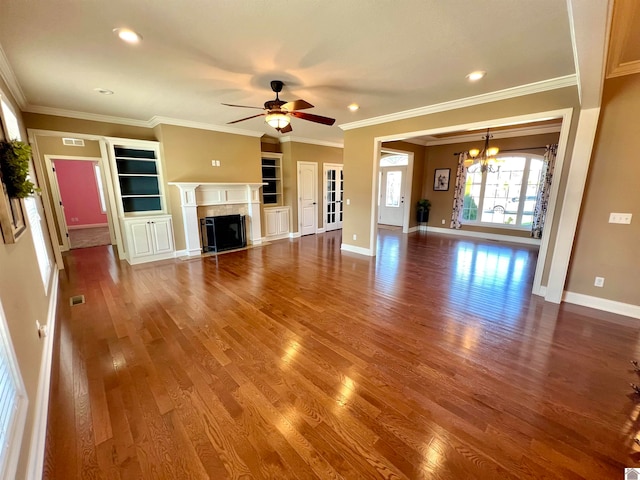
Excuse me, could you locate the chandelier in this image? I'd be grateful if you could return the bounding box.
[464,129,501,173]
[265,112,290,130]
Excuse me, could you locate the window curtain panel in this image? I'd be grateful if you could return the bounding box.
[450,152,468,229]
[531,144,558,239]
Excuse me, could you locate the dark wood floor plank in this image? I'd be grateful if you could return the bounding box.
[44,230,637,479]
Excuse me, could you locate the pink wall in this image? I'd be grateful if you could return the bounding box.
[53,159,107,227]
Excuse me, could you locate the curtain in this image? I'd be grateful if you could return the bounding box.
[450,152,468,229]
[531,144,557,239]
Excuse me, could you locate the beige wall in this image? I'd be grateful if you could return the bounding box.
[566,74,640,305]
[24,112,156,140]
[342,87,580,260]
[380,141,426,228]
[279,141,343,233]
[0,79,56,478]
[155,124,263,250]
[423,132,560,238]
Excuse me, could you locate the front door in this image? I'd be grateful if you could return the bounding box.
[324,164,343,231]
[298,162,318,236]
[379,166,406,226]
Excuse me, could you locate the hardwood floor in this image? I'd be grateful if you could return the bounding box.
[44,230,638,479]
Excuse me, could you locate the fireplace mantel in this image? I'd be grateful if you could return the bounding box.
[169,182,266,256]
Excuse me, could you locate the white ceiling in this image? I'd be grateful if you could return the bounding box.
[0,0,577,144]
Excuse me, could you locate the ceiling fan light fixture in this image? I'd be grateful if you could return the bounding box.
[265,112,290,129]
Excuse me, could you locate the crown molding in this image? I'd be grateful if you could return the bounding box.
[0,43,27,108]
[148,116,264,137]
[23,104,150,127]
[279,135,343,148]
[423,124,562,146]
[339,74,578,131]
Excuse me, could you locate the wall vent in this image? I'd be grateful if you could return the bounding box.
[69,295,85,306]
[62,138,85,147]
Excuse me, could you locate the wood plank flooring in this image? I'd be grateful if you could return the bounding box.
[44,230,639,479]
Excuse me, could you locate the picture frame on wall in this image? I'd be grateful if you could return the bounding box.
[434,168,450,191]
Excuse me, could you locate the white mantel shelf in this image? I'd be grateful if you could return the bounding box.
[169,182,266,256]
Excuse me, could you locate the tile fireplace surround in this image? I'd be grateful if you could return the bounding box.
[169,182,265,256]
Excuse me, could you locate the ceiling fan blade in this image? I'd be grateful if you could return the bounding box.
[227,113,265,124]
[281,99,314,111]
[290,111,335,126]
[221,103,264,110]
[280,123,293,134]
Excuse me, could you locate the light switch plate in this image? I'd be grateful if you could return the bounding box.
[609,213,632,224]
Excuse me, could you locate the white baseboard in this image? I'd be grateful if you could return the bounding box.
[316,227,326,234]
[262,233,289,242]
[406,226,419,233]
[422,226,541,246]
[26,268,59,480]
[289,232,302,239]
[250,238,263,245]
[341,243,374,256]
[174,249,190,258]
[533,285,547,297]
[67,223,108,230]
[563,291,640,319]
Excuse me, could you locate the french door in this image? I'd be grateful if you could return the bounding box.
[323,164,343,231]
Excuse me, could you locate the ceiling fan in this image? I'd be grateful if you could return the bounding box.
[222,80,336,133]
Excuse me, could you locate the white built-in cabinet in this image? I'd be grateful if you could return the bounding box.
[106,138,175,264]
[122,215,175,264]
[264,206,290,239]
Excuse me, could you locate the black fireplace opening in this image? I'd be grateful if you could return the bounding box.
[200,215,247,253]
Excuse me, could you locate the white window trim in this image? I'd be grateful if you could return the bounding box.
[0,300,28,480]
[94,163,107,213]
[463,153,544,231]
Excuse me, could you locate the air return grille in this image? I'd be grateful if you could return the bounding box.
[62,138,85,147]
[69,295,85,306]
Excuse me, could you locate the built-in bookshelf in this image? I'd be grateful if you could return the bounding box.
[109,141,165,215]
[261,153,283,205]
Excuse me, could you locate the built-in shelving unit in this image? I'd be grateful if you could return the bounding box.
[261,153,283,205]
[112,144,163,214]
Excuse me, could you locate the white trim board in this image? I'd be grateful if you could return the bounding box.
[279,135,344,149]
[339,75,577,131]
[67,223,108,230]
[26,268,59,480]
[420,226,541,246]
[563,291,640,320]
[340,243,374,256]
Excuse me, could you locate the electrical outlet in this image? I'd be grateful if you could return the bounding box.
[36,320,48,339]
[441,219,445,225]
[352,234,357,240]
[346,199,351,205]
[594,276,605,287]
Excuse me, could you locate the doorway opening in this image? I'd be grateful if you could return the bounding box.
[48,157,114,250]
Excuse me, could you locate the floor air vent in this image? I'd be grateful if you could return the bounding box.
[69,295,85,306]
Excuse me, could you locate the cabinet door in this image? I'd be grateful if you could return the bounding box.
[264,210,279,237]
[128,222,154,258]
[150,218,174,254]
[277,209,290,235]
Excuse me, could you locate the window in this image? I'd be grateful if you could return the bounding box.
[462,155,544,228]
[1,94,52,291]
[380,154,408,167]
[94,163,107,213]
[385,171,402,207]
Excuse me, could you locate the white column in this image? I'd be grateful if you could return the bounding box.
[175,184,202,256]
[246,185,263,245]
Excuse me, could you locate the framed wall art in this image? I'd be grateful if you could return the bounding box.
[434,168,450,191]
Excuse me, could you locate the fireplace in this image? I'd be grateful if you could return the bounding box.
[200,215,247,253]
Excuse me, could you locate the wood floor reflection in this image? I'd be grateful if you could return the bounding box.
[44,230,637,479]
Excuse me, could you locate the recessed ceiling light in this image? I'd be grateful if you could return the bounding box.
[94,88,114,95]
[113,28,142,44]
[466,71,486,81]
[348,103,359,112]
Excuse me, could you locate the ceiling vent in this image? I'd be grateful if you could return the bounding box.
[62,138,85,147]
